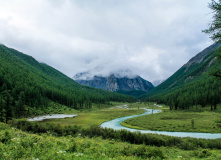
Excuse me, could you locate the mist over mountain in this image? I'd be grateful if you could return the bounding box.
[0,44,134,121]
[73,72,93,80]
[152,80,165,87]
[73,69,138,80]
[74,73,154,92]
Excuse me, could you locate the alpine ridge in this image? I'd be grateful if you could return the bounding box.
[143,42,221,110]
[74,74,154,92]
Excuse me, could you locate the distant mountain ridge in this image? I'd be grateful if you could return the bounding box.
[0,44,134,122]
[74,74,154,92]
[143,42,221,110]
[147,42,221,94]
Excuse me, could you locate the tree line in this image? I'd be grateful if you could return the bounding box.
[0,45,135,122]
[145,75,220,110]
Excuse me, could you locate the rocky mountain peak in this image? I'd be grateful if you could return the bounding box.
[73,73,154,92]
[183,42,221,71]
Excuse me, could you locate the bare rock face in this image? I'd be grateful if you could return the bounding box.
[184,42,221,72]
[74,74,154,92]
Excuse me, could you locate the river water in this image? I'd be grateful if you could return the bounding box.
[101,109,221,139]
[28,114,77,121]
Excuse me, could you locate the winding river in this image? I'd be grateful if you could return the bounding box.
[101,109,221,139]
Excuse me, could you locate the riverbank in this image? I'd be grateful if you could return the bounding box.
[2,122,221,159]
[37,107,145,128]
[8,102,221,159]
[121,105,221,133]
[28,114,78,121]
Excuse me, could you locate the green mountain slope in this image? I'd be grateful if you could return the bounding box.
[0,44,134,122]
[116,90,147,98]
[142,43,221,110]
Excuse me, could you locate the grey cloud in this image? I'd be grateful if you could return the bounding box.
[0,0,213,82]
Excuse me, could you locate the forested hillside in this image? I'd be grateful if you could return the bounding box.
[142,43,221,110]
[0,44,134,122]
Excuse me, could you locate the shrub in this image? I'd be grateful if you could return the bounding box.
[134,145,165,159]
[0,130,11,144]
[10,119,221,150]
[67,140,77,153]
[0,122,11,131]
[198,149,212,158]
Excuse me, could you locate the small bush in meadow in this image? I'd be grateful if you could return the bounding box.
[134,145,165,159]
[67,140,77,153]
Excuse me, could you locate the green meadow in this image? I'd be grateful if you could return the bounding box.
[38,102,145,128]
[32,102,221,133]
[1,121,221,160]
[121,104,221,133]
[2,102,220,159]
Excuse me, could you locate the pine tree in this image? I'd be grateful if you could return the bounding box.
[203,0,221,79]
[2,90,13,123]
[0,95,5,122]
[203,0,221,41]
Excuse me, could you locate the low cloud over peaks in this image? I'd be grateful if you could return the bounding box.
[73,69,138,80]
[0,0,213,82]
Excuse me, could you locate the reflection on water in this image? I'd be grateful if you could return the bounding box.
[101,109,221,139]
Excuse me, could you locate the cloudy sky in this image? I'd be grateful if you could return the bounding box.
[0,0,214,82]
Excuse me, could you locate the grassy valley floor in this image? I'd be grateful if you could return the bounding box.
[39,103,145,128]
[4,102,221,159]
[121,104,221,133]
[1,122,221,160]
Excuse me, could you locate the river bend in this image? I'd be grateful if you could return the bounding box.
[101,109,221,139]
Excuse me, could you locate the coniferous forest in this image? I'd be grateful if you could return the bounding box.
[142,43,221,110]
[0,0,221,159]
[0,44,135,122]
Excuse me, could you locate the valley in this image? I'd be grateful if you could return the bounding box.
[36,103,145,128]
[0,0,221,159]
[0,40,220,159]
[2,121,221,160]
[5,103,221,159]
